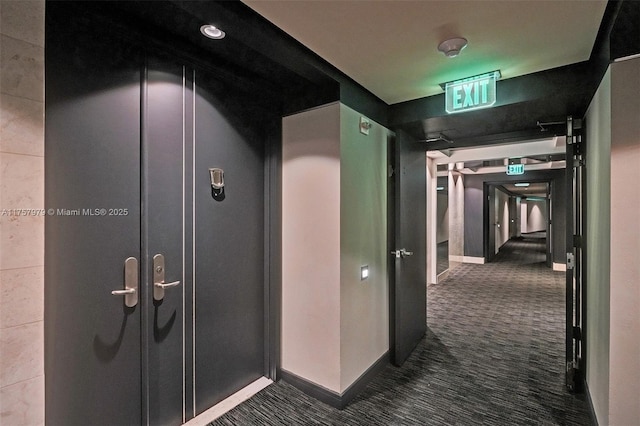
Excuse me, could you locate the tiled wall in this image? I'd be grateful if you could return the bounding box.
[0,1,45,424]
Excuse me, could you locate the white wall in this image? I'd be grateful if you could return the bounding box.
[584,59,640,425]
[448,172,464,266]
[495,187,510,252]
[282,103,342,391]
[426,157,438,284]
[339,104,388,392]
[585,66,611,425]
[0,2,45,424]
[520,199,547,233]
[282,103,389,394]
[516,197,522,236]
[436,193,448,244]
[608,57,640,426]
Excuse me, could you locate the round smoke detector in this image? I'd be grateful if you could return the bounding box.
[437,37,468,58]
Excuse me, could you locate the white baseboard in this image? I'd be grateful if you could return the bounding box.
[553,262,567,272]
[463,256,485,264]
[437,270,450,283]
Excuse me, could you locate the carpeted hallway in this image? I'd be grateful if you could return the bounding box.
[211,237,593,425]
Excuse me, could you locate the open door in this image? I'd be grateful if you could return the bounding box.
[389,130,427,366]
[565,116,586,392]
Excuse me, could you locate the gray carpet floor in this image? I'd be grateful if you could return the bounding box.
[211,237,593,425]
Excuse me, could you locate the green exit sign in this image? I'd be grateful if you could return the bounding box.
[445,71,499,114]
[507,164,525,175]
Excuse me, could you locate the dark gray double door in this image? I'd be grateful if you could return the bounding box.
[45,31,265,426]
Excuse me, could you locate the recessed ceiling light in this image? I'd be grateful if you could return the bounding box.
[200,25,225,40]
[515,183,530,187]
[437,37,468,58]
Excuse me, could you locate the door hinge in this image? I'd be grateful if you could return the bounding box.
[573,118,583,130]
[573,235,582,248]
[573,326,582,340]
[566,361,583,393]
[573,157,585,168]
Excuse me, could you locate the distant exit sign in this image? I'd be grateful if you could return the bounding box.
[507,164,525,175]
[445,71,499,114]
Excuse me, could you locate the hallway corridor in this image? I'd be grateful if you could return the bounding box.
[212,238,593,425]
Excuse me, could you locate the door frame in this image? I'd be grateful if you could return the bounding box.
[482,180,553,265]
[44,4,281,424]
[266,121,282,381]
[136,35,282,424]
[387,133,397,363]
[565,116,587,393]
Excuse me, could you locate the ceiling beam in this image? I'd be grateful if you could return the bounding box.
[427,137,565,164]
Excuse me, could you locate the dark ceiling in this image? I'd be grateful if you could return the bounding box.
[74,0,639,149]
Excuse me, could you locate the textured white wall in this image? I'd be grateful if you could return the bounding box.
[282,103,342,391]
[0,2,45,424]
[609,57,640,426]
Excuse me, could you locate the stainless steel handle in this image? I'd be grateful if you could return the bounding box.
[111,257,138,307]
[153,254,181,301]
[154,280,180,289]
[391,248,413,258]
[111,288,135,295]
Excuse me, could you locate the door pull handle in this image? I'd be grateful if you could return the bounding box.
[111,257,138,307]
[153,254,181,301]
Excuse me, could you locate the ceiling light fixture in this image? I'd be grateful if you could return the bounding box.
[437,37,468,58]
[515,183,530,187]
[200,24,225,40]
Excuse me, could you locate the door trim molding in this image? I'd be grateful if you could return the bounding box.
[266,122,282,380]
[183,377,273,426]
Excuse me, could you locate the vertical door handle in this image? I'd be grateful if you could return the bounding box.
[111,257,138,307]
[153,254,181,301]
